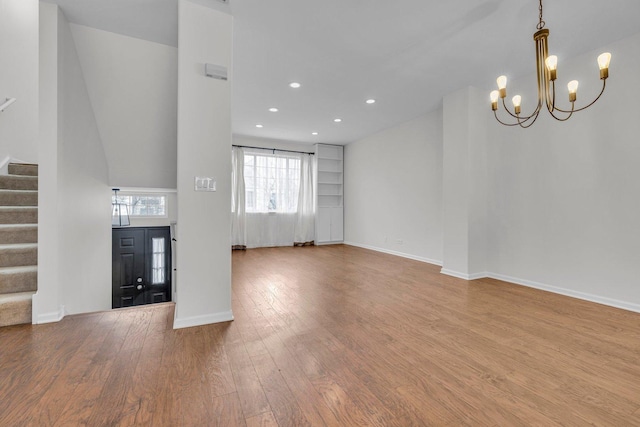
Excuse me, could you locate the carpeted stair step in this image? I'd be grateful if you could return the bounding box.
[0,207,37,224]
[0,293,32,327]
[0,224,37,244]
[0,266,37,294]
[0,189,38,206]
[8,163,38,177]
[0,174,38,191]
[0,243,37,268]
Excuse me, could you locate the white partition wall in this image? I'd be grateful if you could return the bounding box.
[0,0,39,164]
[174,0,233,328]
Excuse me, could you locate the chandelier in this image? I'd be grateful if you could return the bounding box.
[490,0,611,128]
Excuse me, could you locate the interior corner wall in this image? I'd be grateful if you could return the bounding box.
[486,31,640,311]
[0,0,39,163]
[175,0,233,329]
[344,111,443,265]
[69,24,178,189]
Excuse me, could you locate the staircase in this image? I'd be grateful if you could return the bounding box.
[0,163,37,327]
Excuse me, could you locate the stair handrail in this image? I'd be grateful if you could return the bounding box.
[0,98,16,112]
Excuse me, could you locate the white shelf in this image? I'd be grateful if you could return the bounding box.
[315,144,344,243]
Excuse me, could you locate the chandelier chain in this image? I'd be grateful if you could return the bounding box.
[537,0,545,30]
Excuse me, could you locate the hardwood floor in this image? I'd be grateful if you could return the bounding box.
[2,244,640,426]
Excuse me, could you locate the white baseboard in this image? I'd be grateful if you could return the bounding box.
[173,310,234,329]
[330,242,640,314]
[343,241,442,266]
[440,269,488,280]
[35,305,66,324]
[486,272,640,314]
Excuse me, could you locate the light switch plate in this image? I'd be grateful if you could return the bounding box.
[194,176,216,192]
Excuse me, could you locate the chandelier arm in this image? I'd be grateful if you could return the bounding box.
[500,97,540,122]
[494,105,542,128]
[545,79,557,114]
[547,108,574,121]
[516,108,543,128]
[553,79,607,114]
[493,110,526,126]
[544,78,577,122]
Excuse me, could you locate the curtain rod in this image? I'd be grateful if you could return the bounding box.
[232,144,314,155]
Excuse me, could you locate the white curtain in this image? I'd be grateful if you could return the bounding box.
[232,148,315,248]
[294,154,315,245]
[246,213,297,248]
[231,147,247,248]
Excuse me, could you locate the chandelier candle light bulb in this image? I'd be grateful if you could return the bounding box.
[598,52,611,78]
[545,55,558,80]
[490,91,500,110]
[497,75,508,98]
[567,80,579,102]
[512,95,522,114]
[490,0,611,128]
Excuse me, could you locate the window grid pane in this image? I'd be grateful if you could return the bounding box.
[151,237,165,284]
[111,194,167,217]
[244,153,300,213]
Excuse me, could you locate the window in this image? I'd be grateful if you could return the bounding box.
[151,237,166,284]
[111,194,167,217]
[244,153,300,213]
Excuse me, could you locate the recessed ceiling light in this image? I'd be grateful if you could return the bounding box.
[256,124,263,128]
[366,99,376,104]
[334,118,342,123]
[268,107,278,112]
[289,82,301,88]
[312,132,318,135]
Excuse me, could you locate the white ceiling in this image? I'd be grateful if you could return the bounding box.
[44,0,640,145]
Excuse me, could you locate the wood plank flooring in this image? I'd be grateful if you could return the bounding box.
[2,244,640,426]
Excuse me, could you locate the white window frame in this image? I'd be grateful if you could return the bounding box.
[243,152,301,214]
[112,193,168,218]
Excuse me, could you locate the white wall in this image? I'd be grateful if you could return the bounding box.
[344,111,443,265]
[0,0,39,164]
[34,2,62,323]
[486,31,640,310]
[58,9,112,315]
[344,30,640,312]
[175,0,233,328]
[70,24,178,189]
[34,7,112,320]
[441,86,489,279]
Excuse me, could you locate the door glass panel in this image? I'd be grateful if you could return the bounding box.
[151,237,166,284]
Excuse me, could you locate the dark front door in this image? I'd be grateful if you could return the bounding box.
[112,227,172,309]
